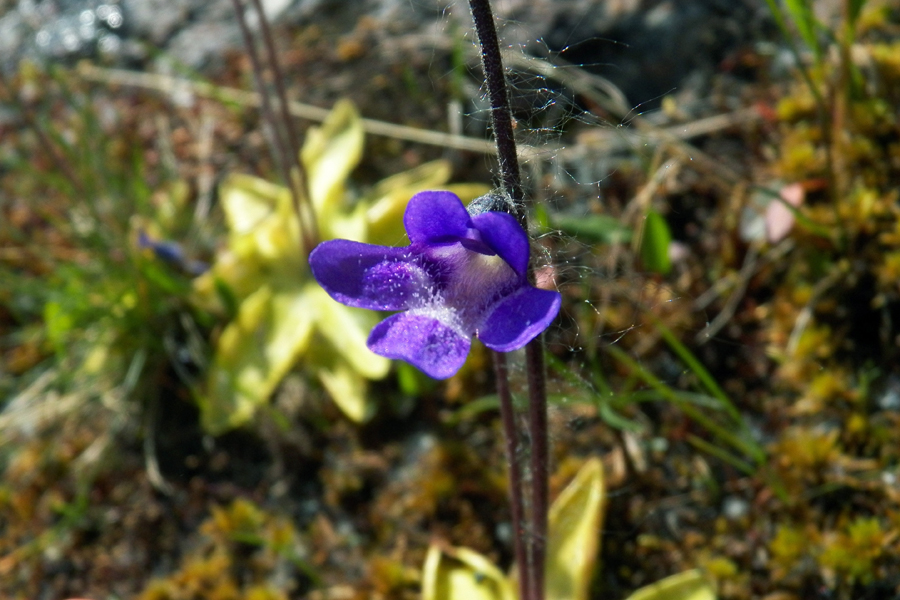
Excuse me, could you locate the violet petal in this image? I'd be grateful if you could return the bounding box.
[478,287,561,352]
[404,190,471,244]
[471,211,530,277]
[309,240,427,311]
[368,313,471,379]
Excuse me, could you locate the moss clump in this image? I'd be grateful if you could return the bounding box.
[820,517,889,586]
[137,499,304,600]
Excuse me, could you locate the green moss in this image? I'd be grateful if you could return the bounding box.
[138,499,303,600]
[820,517,887,585]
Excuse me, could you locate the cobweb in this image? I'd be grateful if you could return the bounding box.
[423,6,720,369]
[420,2,766,539]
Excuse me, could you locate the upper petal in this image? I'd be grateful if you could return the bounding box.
[404,190,471,244]
[471,211,530,277]
[309,239,428,311]
[368,313,471,379]
[478,286,561,352]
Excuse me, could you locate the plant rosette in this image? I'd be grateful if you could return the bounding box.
[192,100,487,432]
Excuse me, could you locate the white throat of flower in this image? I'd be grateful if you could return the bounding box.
[409,242,518,338]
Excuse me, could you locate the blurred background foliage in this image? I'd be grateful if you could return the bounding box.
[2,0,900,598]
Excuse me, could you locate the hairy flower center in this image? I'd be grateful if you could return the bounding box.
[411,242,518,335]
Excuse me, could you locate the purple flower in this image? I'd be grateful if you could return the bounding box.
[309,190,560,379]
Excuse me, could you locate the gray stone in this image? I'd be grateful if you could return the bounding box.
[121,0,195,46]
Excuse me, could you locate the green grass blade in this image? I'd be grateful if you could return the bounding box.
[604,344,765,464]
[784,0,821,59]
[686,435,755,475]
[640,210,672,275]
[651,318,741,422]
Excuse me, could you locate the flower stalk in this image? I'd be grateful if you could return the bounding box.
[493,351,530,600]
[297,0,555,595]
[467,0,524,223]
[468,1,550,599]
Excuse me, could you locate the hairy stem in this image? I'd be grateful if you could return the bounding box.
[493,351,531,600]
[525,341,548,600]
[469,2,549,599]
[468,0,524,224]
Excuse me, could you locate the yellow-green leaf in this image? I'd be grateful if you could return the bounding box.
[623,570,716,600]
[545,457,605,600]
[220,173,290,238]
[44,300,73,352]
[317,357,374,423]
[309,284,389,380]
[302,99,365,236]
[367,159,452,200]
[193,99,487,432]
[193,175,303,313]
[329,200,369,245]
[422,545,516,600]
[365,160,452,245]
[200,284,315,434]
[365,157,489,246]
[154,178,192,232]
[419,459,609,600]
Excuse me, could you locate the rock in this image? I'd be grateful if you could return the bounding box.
[3,0,768,113]
[121,0,195,46]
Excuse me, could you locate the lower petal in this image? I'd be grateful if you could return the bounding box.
[368,313,471,379]
[478,287,561,352]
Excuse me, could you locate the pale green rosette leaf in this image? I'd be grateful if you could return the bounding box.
[365,160,489,246]
[221,173,292,239]
[545,457,605,600]
[302,99,365,238]
[418,460,715,600]
[422,545,516,600]
[420,459,605,600]
[316,357,373,424]
[201,283,315,434]
[194,100,483,430]
[623,570,716,600]
[309,285,389,380]
[193,173,302,314]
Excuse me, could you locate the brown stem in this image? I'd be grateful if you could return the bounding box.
[231,0,317,255]
[248,0,319,247]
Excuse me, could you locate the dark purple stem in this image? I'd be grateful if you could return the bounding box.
[468,0,525,225]
[493,351,531,600]
[469,1,550,599]
[525,342,548,600]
